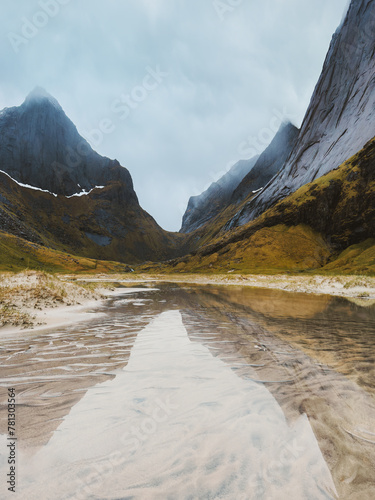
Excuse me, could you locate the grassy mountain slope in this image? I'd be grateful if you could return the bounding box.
[147,136,375,275]
[0,172,188,265]
[0,230,133,273]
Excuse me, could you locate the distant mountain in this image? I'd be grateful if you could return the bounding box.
[159,135,375,275]
[229,0,375,227]
[0,88,186,264]
[229,122,299,205]
[180,121,298,239]
[180,155,259,233]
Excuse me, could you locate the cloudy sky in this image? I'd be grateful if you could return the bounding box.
[1,0,349,231]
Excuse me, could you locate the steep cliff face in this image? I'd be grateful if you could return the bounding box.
[180,155,259,233]
[230,0,375,227]
[162,135,375,275]
[0,87,132,197]
[230,122,299,204]
[0,88,186,264]
[180,122,299,235]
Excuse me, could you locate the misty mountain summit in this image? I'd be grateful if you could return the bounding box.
[0,89,185,263]
[0,87,134,197]
[24,86,63,110]
[180,121,299,234]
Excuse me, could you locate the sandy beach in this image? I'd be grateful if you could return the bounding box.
[2,271,375,337]
[0,272,109,336]
[67,272,375,301]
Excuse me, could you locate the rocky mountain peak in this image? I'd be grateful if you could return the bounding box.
[228,0,375,228]
[226,121,299,218]
[0,89,133,197]
[180,155,259,233]
[24,86,62,111]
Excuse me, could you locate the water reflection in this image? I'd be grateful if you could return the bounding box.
[0,284,374,499]
[13,311,336,500]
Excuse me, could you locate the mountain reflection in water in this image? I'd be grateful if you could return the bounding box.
[0,284,374,499]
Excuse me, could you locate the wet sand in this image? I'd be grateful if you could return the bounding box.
[0,283,374,499]
[67,272,375,300]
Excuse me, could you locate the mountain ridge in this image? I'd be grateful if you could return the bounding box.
[0,88,187,264]
[227,0,375,228]
[0,87,133,197]
[180,155,259,234]
[180,121,299,235]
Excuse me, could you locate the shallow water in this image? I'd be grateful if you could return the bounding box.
[0,284,374,499]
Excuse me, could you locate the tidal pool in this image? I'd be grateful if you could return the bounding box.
[0,284,374,499]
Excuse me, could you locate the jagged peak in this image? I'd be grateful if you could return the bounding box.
[278,120,296,133]
[23,86,62,111]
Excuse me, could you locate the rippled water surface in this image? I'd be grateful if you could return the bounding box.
[0,284,374,499]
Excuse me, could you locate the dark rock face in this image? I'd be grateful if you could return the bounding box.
[0,87,134,198]
[231,0,375,226]
[181,122,298,235]
[230,122,299,204]
[0,88,186,263]
[196,136,375,262]
[180,155,259,233]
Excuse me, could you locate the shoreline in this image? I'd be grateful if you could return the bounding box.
[2,271,375,337]
[66,273,375,302]
[0,276,159,337]
[0,299,105,337]
[0,271,109,337]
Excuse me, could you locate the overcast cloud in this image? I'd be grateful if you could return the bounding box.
[1,0,349,230]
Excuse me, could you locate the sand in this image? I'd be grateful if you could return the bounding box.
[0,271,106,335]
[1,271,374,337]
[67,272,375,301]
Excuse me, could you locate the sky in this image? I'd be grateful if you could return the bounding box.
[1,0,349,231]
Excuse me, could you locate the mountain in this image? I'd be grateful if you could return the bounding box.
[180,155,259,233]
[154,136,375,275]
[229,122,299,204]
[0,88,186,266]
[0,87,131,196]
[228,0,375,228]
[180,122,299,235]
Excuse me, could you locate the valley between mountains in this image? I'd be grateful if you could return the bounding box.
[0,0,375,278]
[1,2,375,499]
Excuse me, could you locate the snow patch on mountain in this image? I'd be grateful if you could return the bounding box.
[0,169,58,196]
[0,169,105,198]
[66,187,105,198]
